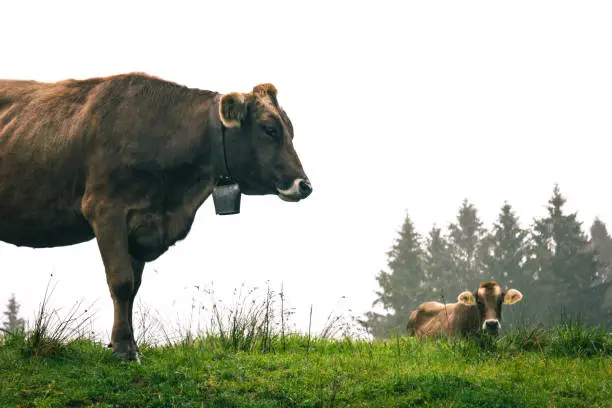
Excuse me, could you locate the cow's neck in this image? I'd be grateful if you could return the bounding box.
[455,303,481,326]
[159,95,235,248]
[167,94,238,215]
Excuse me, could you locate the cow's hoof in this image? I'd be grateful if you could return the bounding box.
[111,343,141,363]
[112,350,142,364]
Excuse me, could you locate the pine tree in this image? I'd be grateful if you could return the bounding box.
[361,212,426,338]
[590,218,612,283]
[548,185,597,289]
[482,201,531,287]
[447,199,488,290]
[587,218,612,326]
[421,225,457,302]
[2,293,25,334]
[530,185,600,323]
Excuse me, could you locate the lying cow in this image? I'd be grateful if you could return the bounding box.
[407,281,523,338]
[0,72,312,361]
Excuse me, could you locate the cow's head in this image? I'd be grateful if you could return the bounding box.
[218,84,312,202]
[457,281,523,335]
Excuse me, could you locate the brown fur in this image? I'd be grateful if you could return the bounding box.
[252,83,277,98]
[407,281,523,338]
[479,280,498,291]
[0,72,312,361]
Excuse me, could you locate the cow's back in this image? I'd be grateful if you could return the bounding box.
[408,301,482,337]
[408,301,450,337]
[0,73,217,249]
[0,77,108,247]
[0,77,105,161]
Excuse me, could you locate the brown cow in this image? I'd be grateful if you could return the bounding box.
[407,281,523,338]
[0,72,312,361]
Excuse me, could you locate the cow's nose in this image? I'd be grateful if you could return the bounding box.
[485,320,500,329]
[298,179,313,198]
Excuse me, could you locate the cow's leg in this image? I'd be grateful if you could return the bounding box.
[128,258,145,355]
[108,258,143,354]
[84,203,139,362]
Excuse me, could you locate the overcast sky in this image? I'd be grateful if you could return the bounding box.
[1,0,611,341]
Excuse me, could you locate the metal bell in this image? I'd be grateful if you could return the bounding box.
[212,179,241,215]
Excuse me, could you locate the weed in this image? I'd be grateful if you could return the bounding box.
[11,274,98,359]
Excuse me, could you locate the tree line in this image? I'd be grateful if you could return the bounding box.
[361,184,612,338]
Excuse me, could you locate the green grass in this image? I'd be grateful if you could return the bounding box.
[2,278,610,406]
[1,327,610,408]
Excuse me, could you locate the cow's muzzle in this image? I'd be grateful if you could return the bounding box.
[277,178,313,202]
[483,319,501,333]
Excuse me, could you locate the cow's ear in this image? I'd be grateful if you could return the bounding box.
[503,289,523,305]
[219,92,246,128]
[457,291,475,305]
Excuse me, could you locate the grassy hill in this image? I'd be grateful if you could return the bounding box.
[1,324,610,408]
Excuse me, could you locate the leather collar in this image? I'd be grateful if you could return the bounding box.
[212,94,234,184]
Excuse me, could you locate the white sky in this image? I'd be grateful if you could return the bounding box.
[1,0,611,341]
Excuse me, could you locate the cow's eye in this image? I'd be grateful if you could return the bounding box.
[261,125,279,140]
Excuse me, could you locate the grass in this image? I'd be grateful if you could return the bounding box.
[0,279,610,407]
[0,330,610,407]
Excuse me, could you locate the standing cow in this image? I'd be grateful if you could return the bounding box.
[407,281,523,338]
[0,73,313,361]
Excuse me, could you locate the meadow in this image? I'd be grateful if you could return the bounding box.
[0,281,610,407]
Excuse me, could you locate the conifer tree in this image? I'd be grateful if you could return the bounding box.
[590,218,612,283]
[420,225,457,302]
[2,293,25,334]
[483,201,531,287]
[530,185,599,323]
[447,199,488,290]
[361,212,426,337]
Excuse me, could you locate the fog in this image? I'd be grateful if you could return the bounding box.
[1,0,611,341]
